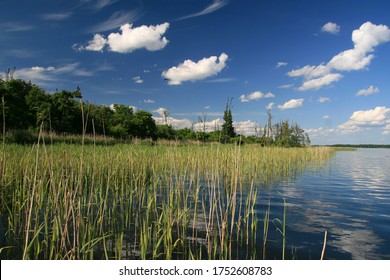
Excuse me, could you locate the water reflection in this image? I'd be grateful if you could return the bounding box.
[258,149,390,259]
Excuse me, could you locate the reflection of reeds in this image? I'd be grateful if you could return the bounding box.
[0,140,334,260]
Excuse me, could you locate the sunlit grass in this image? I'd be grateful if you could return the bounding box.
[0,139,334,260]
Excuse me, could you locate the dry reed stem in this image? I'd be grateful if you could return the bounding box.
[321,230,328,260]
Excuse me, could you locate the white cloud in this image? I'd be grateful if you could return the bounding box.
[107,23,169,53]
[341,106,390,127]
[79,22,169,53]
[144,99,155,104]
[234,120,259,136]
[94,0,118,10]
[277,98,304,110]
[289,22,390,91]
[153,114,260,136]
[194,118,223,132]
[328,49,374,72]
[15,63,93,83]
[153,116,193,129]
[276,61,288,68]
[338,107,390,135]
[153,107,170,117]
[328,22,390,71]
[162,53,228,85]
[75,34,107,52]
[15,66,56,82]
[307,107,390,140]
[129,106,138,112]
[298,73,343,91]
[383,124,390,135]
[133,76,143,84]
[240,91,275,102]
[288,64,331,79]
[318,96,331,103]
[177,0,228,20]
[266,102,275,110]
[356,85,379,96]
[205,77,235,83]
[40,12,73,21]
[321,22,340,34]
[88,10,140,33]
[278,84,294,89]
[0,22,35,32]
[109,104,137,112]
[323,115,330,119]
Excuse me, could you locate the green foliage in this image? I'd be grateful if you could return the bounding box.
[133,110,157,139]
[221,97,236,143]
[0,76,310,146]
[157,124,176,140]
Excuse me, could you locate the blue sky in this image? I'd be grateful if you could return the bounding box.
[1,0,390,144]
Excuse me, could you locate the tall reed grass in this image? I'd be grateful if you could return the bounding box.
[0,139,334,260]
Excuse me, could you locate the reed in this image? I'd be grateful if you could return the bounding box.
[0,139,334,260]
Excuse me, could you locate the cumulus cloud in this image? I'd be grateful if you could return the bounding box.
[288,22,390,91]
[162,53,228,85]
[153,116,193,129]
[240,91,275,102]
[144,99,155,103]
[321,22,340,34]
[277,98,304,110]
[234,120,259,136]
[383,124,390,135]
[153,107,170,117]
[356,85,379,96]
[288,64,331,79]
[336,107,390,136]
[108,23,169,53]
[77,22,169,53]
[307,107,390,140]
[74,34,107,52]
[340,106,390,127]
[298,73,343,91]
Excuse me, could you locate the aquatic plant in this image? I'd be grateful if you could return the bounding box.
[0,139,334,260]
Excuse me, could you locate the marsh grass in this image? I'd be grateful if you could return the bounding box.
[0,139,334,260]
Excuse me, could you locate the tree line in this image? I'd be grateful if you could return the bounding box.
[1,74,310,146]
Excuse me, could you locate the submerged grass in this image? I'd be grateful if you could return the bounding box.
[0,140,334,260]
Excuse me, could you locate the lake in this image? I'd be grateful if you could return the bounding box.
[260,148,390,260]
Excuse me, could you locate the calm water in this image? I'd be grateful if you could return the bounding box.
[259,149,390,260]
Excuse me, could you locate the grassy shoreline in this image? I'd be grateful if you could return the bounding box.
[0,141,334,260]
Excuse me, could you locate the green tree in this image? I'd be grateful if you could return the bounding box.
[132,110,157,139]
[86,104,114,136]
[50,89,82,133]
[221,97,235,143]
[109,104,134,138]
[25,85,52,129]
[157,124,176,140]
[0,79,34,130]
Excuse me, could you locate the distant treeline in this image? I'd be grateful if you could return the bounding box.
[331,144,390,148]
[1,74,310,146]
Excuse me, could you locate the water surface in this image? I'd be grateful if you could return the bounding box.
[260,148,390,259]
